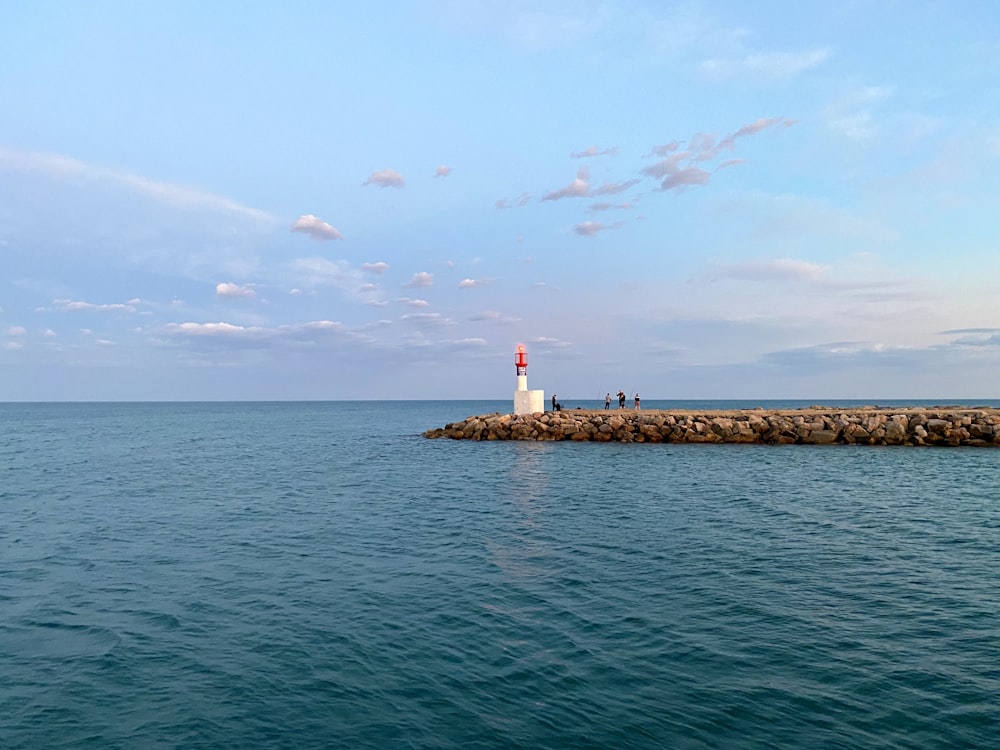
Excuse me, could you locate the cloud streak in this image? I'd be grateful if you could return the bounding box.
[700,48,830,80]
[52,298,142,312]
[0,147,274,221]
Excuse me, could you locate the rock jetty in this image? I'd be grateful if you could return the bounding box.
[423,407,1000,446]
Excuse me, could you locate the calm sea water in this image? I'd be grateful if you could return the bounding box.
[2,400,998,749]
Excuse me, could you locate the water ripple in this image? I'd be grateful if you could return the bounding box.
[1,403,998,748]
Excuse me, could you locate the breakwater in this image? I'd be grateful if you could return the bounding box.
[423,407,1000,446]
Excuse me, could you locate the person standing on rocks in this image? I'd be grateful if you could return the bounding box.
[634,393,641,410]
[605,393,611,410]
[552,394,557,412]
[618,390,626,409]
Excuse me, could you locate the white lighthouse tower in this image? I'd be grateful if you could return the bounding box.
[513,343,544,415]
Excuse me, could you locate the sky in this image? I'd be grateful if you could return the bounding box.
[2,0,1000,401]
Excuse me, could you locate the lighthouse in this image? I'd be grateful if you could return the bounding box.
[513,344,544,415]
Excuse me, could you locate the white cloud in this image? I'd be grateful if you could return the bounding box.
[362,261,390,275]
[364,168,405,188]
[7,325,27,336]
[405,271,434,288]
[216,282,257,298]
[165,321,255,337]
[434,165,452,178]
[43,328,56,337]
[5,341,23,350]
[458,278,490,288]
[291,214,343,241]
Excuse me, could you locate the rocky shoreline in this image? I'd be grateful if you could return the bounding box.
[423,407,1000,446]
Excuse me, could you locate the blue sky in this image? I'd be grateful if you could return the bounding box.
[2,0,1000,400]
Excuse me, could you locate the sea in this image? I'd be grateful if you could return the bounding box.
[2,399,998,749]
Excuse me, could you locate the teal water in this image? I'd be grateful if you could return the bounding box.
[2,401,998,749]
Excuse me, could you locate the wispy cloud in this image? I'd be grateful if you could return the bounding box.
[397,297,430,308]
[400,312,454,326]
[571,146,617,159]
[824,86,893,141]
[434,165,452,178]
[543,168,590,201]
[706,258,830,283]
[290,257,362,292]
[700,48,830,80]
[161,319,377,349]
[431,2,609,51]
[0,147,273,221]
[470,310,501,321]
[448,337,488,348]
[364,168,405,188]
[362,261,390,275]
[531,335,572,349]
[574,220,609,236]
[291,214,343,240]
[52,298,142,312]
[543,166,640,201]
[642,117,795,191]
[589,201,633,212]
[496,192,532,209]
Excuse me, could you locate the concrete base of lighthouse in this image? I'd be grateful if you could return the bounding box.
[514,389,544,415]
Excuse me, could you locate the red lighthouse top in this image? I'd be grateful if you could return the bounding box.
[515,344,527,375]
